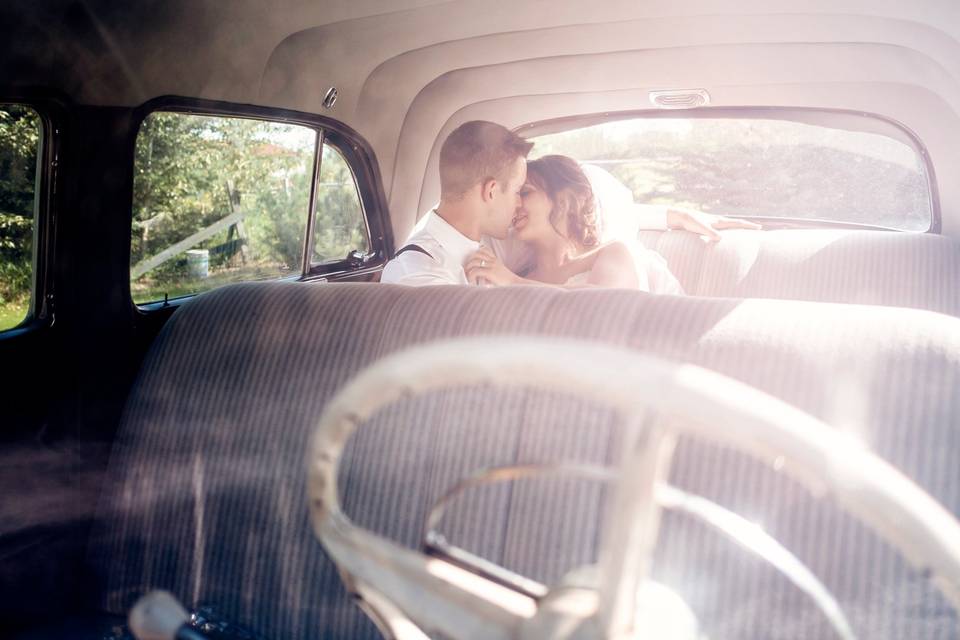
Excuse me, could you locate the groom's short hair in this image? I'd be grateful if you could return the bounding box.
[439,121,533,200]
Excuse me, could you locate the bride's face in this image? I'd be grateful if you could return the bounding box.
[512,181,562,242]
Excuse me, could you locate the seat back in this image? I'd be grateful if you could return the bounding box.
[89,282,960,638]
[639,228,960,315]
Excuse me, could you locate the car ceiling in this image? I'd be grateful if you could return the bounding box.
[2,0,959,239]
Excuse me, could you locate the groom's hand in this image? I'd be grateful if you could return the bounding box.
[666,207,762,242]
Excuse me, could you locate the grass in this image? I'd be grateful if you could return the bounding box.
[0,298,28,332]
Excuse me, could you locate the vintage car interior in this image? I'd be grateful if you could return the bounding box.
[2,1,960,638]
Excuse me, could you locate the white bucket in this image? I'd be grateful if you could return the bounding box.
[186,249,209,279]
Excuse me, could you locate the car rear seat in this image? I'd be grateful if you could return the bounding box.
[638,228,960,315]
[83,281,960,639]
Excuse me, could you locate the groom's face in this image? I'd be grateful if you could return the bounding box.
[485,156,527,239]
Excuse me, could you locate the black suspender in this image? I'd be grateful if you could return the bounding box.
[394,244,434,260]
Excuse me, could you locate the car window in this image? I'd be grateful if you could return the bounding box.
[532,116,934,231]
[130,112,372,306]
[312,144,369,264]
[0,104,41,332]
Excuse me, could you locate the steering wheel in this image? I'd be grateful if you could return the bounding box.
[307,337,960,639]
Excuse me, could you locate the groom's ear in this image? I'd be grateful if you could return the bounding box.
[480,177,498,202]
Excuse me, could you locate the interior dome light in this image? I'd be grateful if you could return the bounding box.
[649,89,710,109]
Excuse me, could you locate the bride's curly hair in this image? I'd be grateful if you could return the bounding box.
[525,155,600,249]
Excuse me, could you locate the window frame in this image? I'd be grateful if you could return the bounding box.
[516,106,941,234]
[0,94,62,339]
[129,96,392,313]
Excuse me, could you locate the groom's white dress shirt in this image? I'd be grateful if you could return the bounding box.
[380,210,480,286]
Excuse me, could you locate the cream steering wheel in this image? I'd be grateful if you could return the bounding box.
[307,337,960,639]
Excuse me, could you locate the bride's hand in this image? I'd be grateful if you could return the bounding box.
[465,247,520,286]
[666,207,762,242]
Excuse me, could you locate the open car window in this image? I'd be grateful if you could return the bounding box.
[531,114,935,232]
[130,111,371,306]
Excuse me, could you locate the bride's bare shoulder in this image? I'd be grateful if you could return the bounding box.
[586,241,639,288]
[595,241,633,263]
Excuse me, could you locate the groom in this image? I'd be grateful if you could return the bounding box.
[380,120,532,286]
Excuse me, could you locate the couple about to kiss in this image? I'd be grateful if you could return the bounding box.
[380,120,759,290]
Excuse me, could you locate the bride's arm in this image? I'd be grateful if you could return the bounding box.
[465,248,540,286]
[467,244,641,289]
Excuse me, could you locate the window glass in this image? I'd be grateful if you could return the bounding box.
[532,117,933,231]
[131,112,317,304]
[312,144,369,264]
[0,105,41,331]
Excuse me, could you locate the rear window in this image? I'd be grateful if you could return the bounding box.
[531,116,934,231]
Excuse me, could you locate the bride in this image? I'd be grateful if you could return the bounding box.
[465,155,682,290]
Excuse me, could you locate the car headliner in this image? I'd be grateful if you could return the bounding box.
[2,0,958,239]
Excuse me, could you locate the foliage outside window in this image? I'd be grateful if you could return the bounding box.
[313,145,368,264]
[533,117,933,231]
[131,112,369,305]
[0,105,40,332]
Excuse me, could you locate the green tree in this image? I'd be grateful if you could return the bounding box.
[0,105,40,328]
[131,112,368,303]
[313,145,368,263]
[131,114,312,294]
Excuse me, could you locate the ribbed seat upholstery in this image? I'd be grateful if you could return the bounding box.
[88,282,960,638]
[638,229,960,315]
